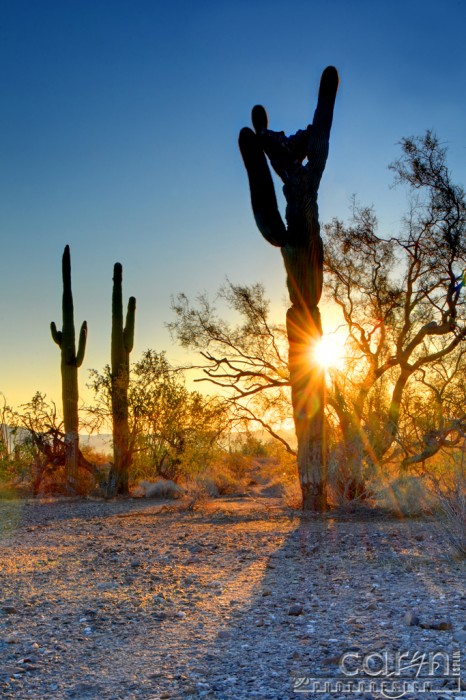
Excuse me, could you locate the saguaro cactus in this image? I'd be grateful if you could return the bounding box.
[51,245,87,493]
[239,66,339,511]
[109,262,136,496]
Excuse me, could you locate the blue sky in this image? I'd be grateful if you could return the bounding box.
[1,0,466,408]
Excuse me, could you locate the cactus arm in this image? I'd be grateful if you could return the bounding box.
[51,322,62,347]
[111,263,123,370]
[123,297,136,353]
[312,66,339,138]
[61,245,75,334]
[238,127,287,247]
[76,321,87,368]
[306,66,339,188]
[252,104,268,132]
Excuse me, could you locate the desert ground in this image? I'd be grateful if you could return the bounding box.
[0,494,465,700]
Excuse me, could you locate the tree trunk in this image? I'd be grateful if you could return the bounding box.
[375,367,412,460]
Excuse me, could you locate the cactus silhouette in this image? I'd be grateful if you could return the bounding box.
[108,262,136,496]
[51,245,87,493]
[239,66,339,510]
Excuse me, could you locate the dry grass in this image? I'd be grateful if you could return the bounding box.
[373,475,436,517]
[434,472,466,557]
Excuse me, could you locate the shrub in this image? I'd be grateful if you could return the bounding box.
[432,468,466,557]
[373,475,435,516]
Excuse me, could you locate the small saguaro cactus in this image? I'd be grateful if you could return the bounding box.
[239,66,339,511]
[51,245,87,493]
[108,262,136,496]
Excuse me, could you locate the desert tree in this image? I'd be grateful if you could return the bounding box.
[169,281,294,454]
[88,350,229,482]
[324,132,466,479]
[173,132,466,493]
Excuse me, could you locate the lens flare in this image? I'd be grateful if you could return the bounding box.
[313,334,345,370]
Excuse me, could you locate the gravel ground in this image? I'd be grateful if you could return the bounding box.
[0,496,465,700]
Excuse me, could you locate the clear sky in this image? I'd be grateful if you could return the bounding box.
[1,0,466,410]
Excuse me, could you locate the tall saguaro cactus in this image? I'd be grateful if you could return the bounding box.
[109,262,136,496]
[51,245,87,493]
[239,66,339,511]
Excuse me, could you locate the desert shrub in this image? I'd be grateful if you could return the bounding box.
[209,468,243,495]
[185,452,251,498]
[373,475,435,516]
[138,479,185,499]
[189,474,220,499]
[0,398,35,491]
[80,445,112,466]
[431,467,466,557]
[261,441,297,480]
[88,351,230,485]
[220,452,250,480]
[235,433,269,457]
[283,479,302,509]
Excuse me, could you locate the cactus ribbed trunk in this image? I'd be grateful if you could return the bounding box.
[109,263,136,496]
[286,303,326,511]
[62,358,79,491]
[51,245,87,493]
[239,67,338,510]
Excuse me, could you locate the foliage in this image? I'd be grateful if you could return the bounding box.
[324,131,466,480]
[169,281,294,453]
[169,132,466,500]
[88,350,229,483]
[0,394,33,486]
[373,475,435,517]
[6,392,99,495]
[434,468,466,557]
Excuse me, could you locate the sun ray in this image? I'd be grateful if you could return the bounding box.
[312,333,345,371]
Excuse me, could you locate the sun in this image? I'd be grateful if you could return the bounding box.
[312,333,345,371]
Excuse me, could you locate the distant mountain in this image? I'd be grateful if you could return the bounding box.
[80,434,113,454]
[1,426,113,456]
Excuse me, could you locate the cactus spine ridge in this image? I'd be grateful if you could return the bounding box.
[109,262,136,496]
[50,245,87,493]
[239,67,339,511]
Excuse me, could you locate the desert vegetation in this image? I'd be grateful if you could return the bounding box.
[0,132,465,548]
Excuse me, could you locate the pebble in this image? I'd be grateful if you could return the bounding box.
[5,635,19,644]
[424,619,453,630]
[453,630,466,644]
[288,603,303,616]
[217,630,231,640]
[404,610,420,626]
[96,581,118,590]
